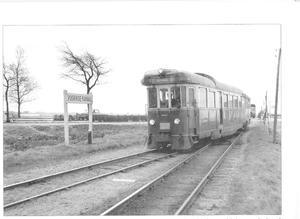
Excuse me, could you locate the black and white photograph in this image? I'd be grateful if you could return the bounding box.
[1,2,299,218]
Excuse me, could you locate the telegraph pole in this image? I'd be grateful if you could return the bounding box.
[273,48,281,143]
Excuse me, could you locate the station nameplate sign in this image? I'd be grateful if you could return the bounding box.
[63,90,94,146]
[66,93,93,104]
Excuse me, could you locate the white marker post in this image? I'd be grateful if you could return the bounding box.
[63,90,93,146]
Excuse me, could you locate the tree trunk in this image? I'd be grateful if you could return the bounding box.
[16,72,21,118]
[18,101,21,118]
[5,89,10,122]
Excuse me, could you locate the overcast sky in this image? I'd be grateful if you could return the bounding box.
[3,24,281,115]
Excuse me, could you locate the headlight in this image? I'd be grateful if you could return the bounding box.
[149,119,155,125]
[174,118,180,124]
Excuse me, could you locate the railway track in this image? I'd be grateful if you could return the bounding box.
[4,149,177,209]
[100,132,242,215]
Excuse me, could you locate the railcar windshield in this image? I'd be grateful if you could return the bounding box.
[159,88,169,108]
[170,86,181,108]
[147,86,186,109]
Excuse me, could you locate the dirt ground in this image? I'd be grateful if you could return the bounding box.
[2,119,285,216]
[188,118,282,215]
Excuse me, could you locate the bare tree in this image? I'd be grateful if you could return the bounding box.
[3,63,15,122]
[9,46,39,118]
[59,43,112,94]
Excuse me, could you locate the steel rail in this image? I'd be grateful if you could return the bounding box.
[174,132,242,215]
[100,143,211,216]
[4,149,157,191]
[4,151,175,209]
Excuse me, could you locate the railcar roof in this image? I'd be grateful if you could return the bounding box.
[142,69,249,98]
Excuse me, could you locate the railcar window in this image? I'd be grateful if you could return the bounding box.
[216,92,220,108]
[208,91,215,108]
[223,94,228,108]
[199,87,207,107]
[239,96,242,108]
[242,97,245,108]
[159,88,169,108]
[181,86,187,107]
[148,87,157,108]
[234,96,238,108]
[171,86,181,108]
[228,95,233,108]
[188,88,195,107]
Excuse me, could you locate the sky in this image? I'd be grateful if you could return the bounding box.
[2,24,281,115]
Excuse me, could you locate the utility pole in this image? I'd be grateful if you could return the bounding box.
[273,48,281,143]
[263,91,268,125]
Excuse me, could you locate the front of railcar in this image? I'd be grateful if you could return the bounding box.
[142,69,195,151]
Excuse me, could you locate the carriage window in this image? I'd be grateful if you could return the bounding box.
[159,88,169,108]
[200,87,207,107]
[234,96,238,108]
[216,92,221,108]
[171,86,181,108]
[148,87,157,108]
[223,94,228,108]
[239,96,242,108]
[228,95,233,108]
[208,91,215,108]
[187,88,194,107]
[181,86,187,107]
[242,97,245,108]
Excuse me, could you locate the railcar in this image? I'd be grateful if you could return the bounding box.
[141,68,251,151]
[250,104,256,118]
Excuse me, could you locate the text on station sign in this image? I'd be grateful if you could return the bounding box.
[67,93,93,104]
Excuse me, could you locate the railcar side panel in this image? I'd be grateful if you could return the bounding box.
[209,109,218,130]
[223,109,230,127]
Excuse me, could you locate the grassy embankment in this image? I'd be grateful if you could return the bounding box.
[223,118,282,214]
[3,124,147,174]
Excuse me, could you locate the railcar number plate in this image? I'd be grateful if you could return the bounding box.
[160,123,170,130]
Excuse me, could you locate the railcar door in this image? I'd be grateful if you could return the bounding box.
[187,87,197,136]
[217,91,223,125]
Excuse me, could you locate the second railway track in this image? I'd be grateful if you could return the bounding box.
[101,132,242,215]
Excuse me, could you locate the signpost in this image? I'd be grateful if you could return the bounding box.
[63,90,93,146]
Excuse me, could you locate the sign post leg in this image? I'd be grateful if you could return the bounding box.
[63,90,69,146]
[88,103,93,144]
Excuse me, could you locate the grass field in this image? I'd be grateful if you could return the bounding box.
[3,123,147,174]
